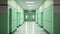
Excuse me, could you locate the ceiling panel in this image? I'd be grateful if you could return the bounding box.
[15,0,45,10]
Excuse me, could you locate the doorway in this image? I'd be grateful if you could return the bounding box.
[24,10,36,21]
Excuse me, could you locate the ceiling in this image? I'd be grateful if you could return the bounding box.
[15,0,45,10]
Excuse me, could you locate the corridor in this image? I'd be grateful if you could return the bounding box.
[0,0,60,34]
[13,22,47,34]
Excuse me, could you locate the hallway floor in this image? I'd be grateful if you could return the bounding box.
[13,22,47,34]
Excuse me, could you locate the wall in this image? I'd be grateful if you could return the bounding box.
[0,0,7,4]
[0,0,24,34]
[54,0,60,34]
[8,0,24,33]
[0,0,9,34]
[0,6,9,34]
[36,0,60,34]
[36,0,54,34]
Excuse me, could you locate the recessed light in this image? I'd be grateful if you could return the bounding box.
[26,1,34,3]
[26,5,34,6]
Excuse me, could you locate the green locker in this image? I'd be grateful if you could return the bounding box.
[36,0,54,34]
[17,12,21,27]
[41,12,43,27]
[20,10,24,25]
[37,12,43,27]
[18,12,21,26]
[36,11,38,23]
[8,5,24,33]
[8,5,17,33]
[36,7,44,27]
[37,12,41,26]
[43,0,60,34]
[43,4,60,34]
[43,5,54,34]
[0,0,24,34]
[11,8,17,32]
[17,12,19,27]
[36,3,44,27]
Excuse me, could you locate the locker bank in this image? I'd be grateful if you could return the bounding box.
[0,0,60,34]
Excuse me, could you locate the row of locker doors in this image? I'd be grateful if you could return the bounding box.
[9,8,21,34]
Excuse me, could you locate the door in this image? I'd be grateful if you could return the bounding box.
[24,10,36,21]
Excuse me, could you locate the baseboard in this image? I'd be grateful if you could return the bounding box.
[9,29,17,34]
[39,25,43,28]
[43,28,50,34]
[38,24,43,28]
[40,26,43,28]
[19,21,25,27]
[17,26,19,28]
[35,22,38,24]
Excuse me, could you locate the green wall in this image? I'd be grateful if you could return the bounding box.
[54,13,60,34]
[54,3,60,34]
[0,6,9,34]
[0,13,8,34]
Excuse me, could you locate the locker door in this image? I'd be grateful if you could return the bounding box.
[9,8,12,33]
[41,12,43,27]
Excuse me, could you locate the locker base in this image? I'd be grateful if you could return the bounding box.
[19,25,21,26]
[19,22,25,26]
[38,24,43,28]
[36,22,38,24]
[17,26,19,28]
[40,26,43,28]
[9,29,17,34]
[43,28,50,34]
[9,32,13,34]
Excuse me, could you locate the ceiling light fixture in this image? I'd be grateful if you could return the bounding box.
[27,5,34,6]
[26,1,34,3]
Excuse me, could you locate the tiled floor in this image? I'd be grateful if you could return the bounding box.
[13,22,47,34]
